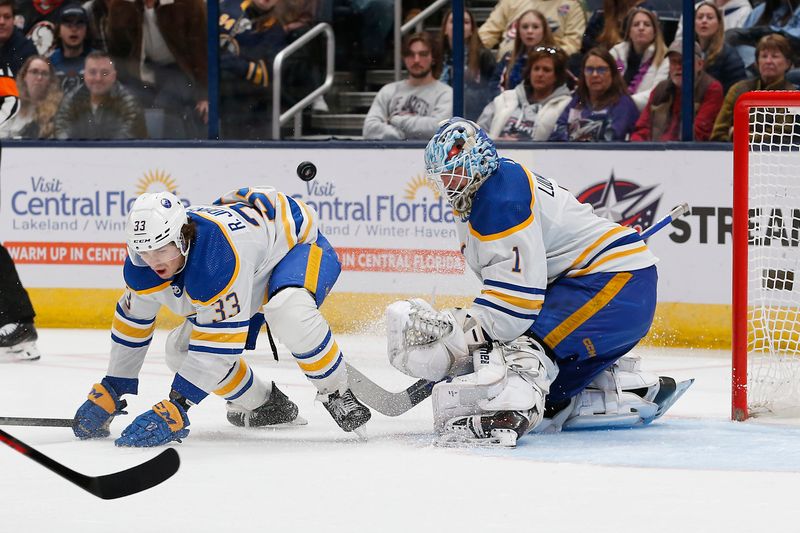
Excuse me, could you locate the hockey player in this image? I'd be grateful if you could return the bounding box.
[386,117,691,447]
[72,188,371,447]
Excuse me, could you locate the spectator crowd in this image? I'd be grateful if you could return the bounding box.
[0,0,796,141]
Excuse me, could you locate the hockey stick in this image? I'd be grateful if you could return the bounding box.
[349,204,691,417]
[0,417,75,428]
[0,428,180,499]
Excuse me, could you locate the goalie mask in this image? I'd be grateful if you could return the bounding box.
[125,191,191,269]
[424,117,499,216]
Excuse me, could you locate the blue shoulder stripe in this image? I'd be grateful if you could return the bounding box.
[115,303,155,325]
[474,297,539,320]
[184,213,239,305]
[123,257,170,293]
[468,159,534,239]
[285,195,305,237]
[484,279,546,295]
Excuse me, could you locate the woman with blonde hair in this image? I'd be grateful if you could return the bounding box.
[610,7,668,110]
[491,9,556,94]
[0,56,63,139]
[695,1,746,93]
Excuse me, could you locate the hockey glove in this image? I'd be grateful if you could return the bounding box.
[114,400,190,447]
[73,379,127,439]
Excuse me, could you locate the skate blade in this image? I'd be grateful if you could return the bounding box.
[243,414,309,429]
[0,343,40,362]
[434,429,518,448]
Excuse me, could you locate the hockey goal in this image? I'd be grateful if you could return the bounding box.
[733,91,800,421]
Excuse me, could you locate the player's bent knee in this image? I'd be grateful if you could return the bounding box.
[263,287,329,353]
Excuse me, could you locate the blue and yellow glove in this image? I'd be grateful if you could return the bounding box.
[114,399,190,447]
[73,379,127,439]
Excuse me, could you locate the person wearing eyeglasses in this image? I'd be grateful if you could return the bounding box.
[490,9,556,95]
[362,32,452,140]
[631,41,723,141]
[550,46,639,141]
[609,7,668,111]
[0,55,63,139]
[478,46,571,140]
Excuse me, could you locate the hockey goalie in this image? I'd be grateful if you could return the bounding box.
[385,117,692,447]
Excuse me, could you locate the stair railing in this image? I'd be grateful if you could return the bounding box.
[393,0,449,81]
[272,22,335,139]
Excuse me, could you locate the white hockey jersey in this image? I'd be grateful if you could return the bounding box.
[459,159,658,342]
[108,187,319,392]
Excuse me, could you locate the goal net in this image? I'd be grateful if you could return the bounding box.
[733,91,800,421]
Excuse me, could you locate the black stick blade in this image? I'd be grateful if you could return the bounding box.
[86,448,181,500]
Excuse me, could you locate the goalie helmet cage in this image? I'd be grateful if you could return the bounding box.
[732,90,800,421]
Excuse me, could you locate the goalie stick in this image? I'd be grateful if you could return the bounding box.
[348,203,691,417]
[0,428,180,499]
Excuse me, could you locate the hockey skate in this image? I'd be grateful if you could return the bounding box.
[227,382,307,428]
[0,322,40,361]
[318,388,371,437]
[436,410,531,448]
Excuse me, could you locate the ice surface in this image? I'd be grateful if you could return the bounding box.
[1,330,799,532]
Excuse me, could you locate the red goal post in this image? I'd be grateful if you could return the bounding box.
[732,90,800,421]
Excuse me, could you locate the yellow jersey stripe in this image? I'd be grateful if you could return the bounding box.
[567,244,648,277]
[544,273,632,348]
[112,317,156,339]
[214,358,248,396]
[468,166,536,242]
[188,211,241,306]
[566,226,629,272]
[190,331,248,344]
[297,342,339,372]
[131,280,172,295]
[278,194,296,250]
[481,290,544,310]
[304,244,323,294]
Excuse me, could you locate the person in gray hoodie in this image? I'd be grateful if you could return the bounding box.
[477,46,572,140]
[362,32,452,140]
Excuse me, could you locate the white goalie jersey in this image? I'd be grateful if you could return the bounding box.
[108,187,320,391]
[458,159,658,342]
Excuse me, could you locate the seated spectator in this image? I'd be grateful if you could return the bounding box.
[219,0,286,139]
[0,55,63,139]
[53,50,147,139]
[478,46,572,140]
[439,8,496,121]
[550,46,639,141]
[694,1,746,94]
[631,41,723,141]
[0,0,37,74]
[674,0,753,37]
[107,0,207,139]
[610,7,668,110]
[712,33,797,141]
[14,0,63,56]
[583,0,653,54]
[83,0,110,52]
[491,9,556,94]
[49,4,94,94]
[362,32,452,140]
[479,0,587,58]
[727,0,800,70]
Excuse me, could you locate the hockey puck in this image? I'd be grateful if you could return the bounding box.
[296,161,317,181]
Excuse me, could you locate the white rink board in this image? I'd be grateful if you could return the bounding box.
[0,146,733,304]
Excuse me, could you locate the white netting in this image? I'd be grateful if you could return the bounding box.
[746,105,800,415]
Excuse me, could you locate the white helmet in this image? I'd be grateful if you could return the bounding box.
[126,191,190,267]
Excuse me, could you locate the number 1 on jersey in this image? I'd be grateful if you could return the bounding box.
[512,246,521,273]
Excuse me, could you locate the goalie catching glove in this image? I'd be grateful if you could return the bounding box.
[386,298,490,381]
[73,379,127,439]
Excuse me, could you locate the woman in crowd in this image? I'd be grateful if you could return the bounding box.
[711,33,797,141]
[0,56,62,139]
[610,7,668,110]
[583,0,649,52]
[491,9,556,94]
[439,8,496,120]
[477,47,572,140]
[550,47,639,141]
[695,1,747,94]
